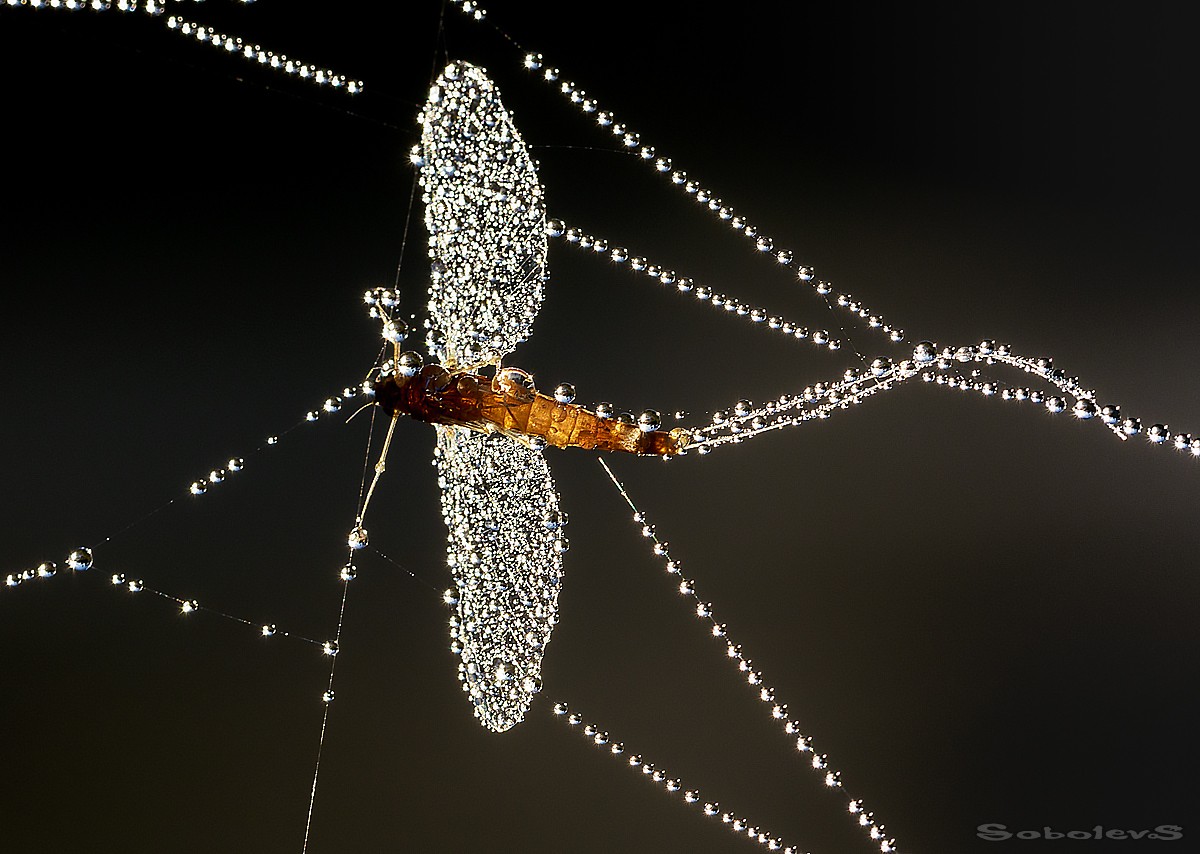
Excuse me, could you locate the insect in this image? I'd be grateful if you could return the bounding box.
[1,2,1196,852]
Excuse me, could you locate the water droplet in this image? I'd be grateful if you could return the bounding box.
[383,319,408,343]
[67,548,93,571]
[637,410,662,432]
[913,341,938,363]
[348,527,369,550]
[398,351,424,377]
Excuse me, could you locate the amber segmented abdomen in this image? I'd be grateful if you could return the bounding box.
[373,368,688,456]
[478,385,688,455]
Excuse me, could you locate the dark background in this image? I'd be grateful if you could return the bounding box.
[1,2,1197,852]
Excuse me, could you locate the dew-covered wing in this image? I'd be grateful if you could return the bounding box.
[418,61,548,369]
[434,424,565,732]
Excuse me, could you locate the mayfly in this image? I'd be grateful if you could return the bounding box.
[366,58,689,735]
[1,2,1196,853]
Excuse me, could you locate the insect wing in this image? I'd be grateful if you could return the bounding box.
[434,425,565,732]
[419,62,548,369]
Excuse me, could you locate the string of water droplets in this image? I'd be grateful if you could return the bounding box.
[540,204,1198,457]
[2,378,382,645]
[534,211,1171,454]
[3,0,163,10]
[597,458,899,852]
[1,357,411,851]
[543,217,852,354]
[689,340,1200,458]
[502,34,903,349]
[550,699,805,853]
[536,207,1196,459]
[8,0,365,94]
[518,48,900,362]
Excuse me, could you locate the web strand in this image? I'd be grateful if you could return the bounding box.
[597,457,899,853]
[550,698,804,853]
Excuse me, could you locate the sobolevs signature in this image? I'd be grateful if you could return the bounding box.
[978,824,1183,841]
